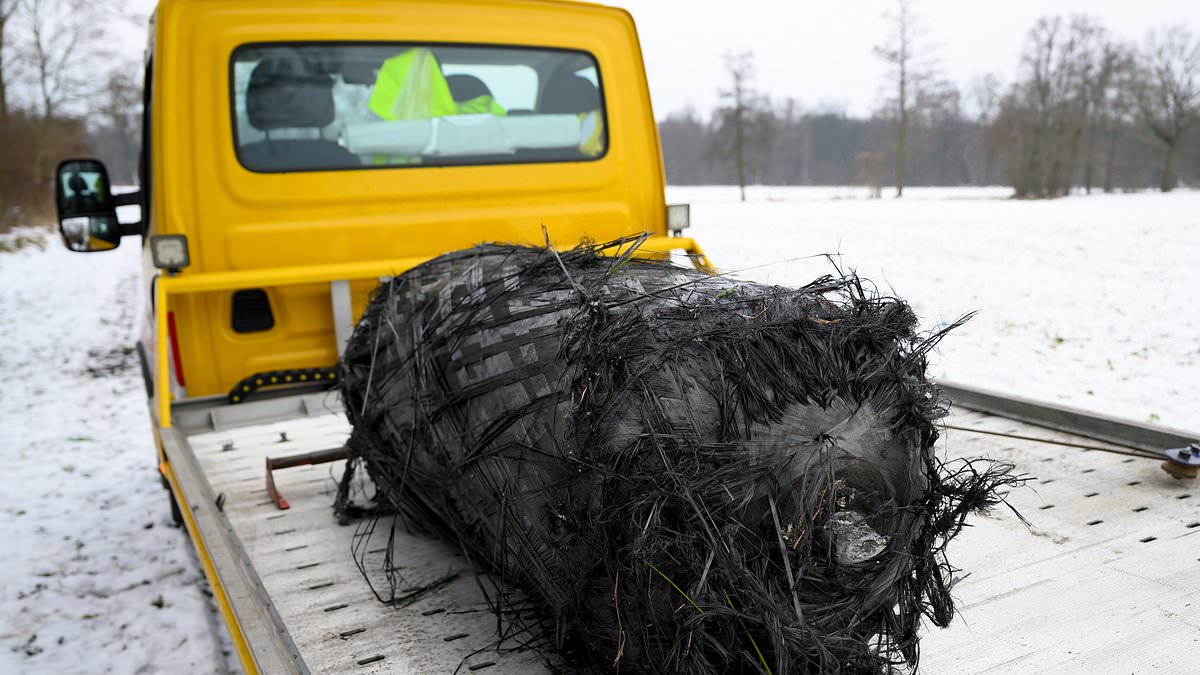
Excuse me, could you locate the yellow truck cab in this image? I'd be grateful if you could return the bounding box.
[52,0,709,671]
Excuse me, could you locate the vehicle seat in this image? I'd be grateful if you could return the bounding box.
[517,73,603,160]
[341,62,378,85]
[540,73,600,114]
[445,73,506,115]
[239,56,359,171]
[446,74,491,103]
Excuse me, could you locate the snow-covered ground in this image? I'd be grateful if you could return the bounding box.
[671,186,1199,431]
[1,187,1196,672]
[0,232,235,673]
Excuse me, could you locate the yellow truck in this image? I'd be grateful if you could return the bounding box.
[52,0,709,671]
[49,2,1200,673]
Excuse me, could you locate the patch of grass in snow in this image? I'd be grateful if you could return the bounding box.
[1148,413,1161,422]
[0,232,49,254]
[17,634,44,656]
[151,595,166,609]
[16,582,48,600]
[84,345,137,378]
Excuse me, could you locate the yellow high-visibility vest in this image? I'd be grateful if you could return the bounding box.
[368,48,506,120]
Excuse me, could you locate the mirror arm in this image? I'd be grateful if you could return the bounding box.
[119,220,144,238]
[113,189,143,238]
[113,191,141,207]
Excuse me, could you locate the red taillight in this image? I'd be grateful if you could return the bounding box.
[167,311,187,387]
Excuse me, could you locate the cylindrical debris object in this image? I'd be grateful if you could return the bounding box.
[337,239,1017,674]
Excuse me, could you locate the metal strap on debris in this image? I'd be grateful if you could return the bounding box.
[941,424,1161,460]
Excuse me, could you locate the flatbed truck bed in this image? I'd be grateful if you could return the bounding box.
[162,384,1199,674]
[923,390,1199,673]
[165,391,547,673]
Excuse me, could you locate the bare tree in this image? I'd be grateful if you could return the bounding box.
[911,78,968,185]
[1051,17,1107,197]
[1100,47,1140,193]
[91,63,141,182]
[1080,41,1133,193]
[1134,25,1200,192]
[0,0,20,128]
[20,0,108,122]
[874,0,933,198]
[8,0,113,199]
[967,73,1002,184]
[991,16,1114,198]
[713,50,770,201]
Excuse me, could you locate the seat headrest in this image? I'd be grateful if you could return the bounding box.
[68,174,88,193]
[541,74,600,115]
[247,57,335,130]
[341,62,377,85]
[446,74,492,103]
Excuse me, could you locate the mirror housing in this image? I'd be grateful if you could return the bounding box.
[55,158,122,252]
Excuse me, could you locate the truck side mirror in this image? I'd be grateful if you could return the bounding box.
[55,158,121,252]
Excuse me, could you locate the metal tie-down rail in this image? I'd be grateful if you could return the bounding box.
[939,382,1199,480]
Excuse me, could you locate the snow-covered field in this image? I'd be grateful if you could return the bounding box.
[672,186,1199,431]
[1,186,1196,672]
[0,233,235,673]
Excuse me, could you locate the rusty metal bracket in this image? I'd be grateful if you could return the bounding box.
[265,447,349,509]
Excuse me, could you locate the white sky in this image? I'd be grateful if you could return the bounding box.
[119,0,1200,119]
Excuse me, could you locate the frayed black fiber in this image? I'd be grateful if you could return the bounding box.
[335,236,1022,674]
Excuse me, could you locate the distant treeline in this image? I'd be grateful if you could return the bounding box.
[663,11,1200,196]
[4,1,1199,231]
[658,104,1189,190]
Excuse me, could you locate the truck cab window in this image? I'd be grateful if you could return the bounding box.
[231,44,607,172]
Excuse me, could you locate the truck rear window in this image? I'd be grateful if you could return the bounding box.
[230,44,607,172]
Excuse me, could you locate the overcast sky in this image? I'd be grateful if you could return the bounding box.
[121,0,1200,119]
[614,0,1200,118]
